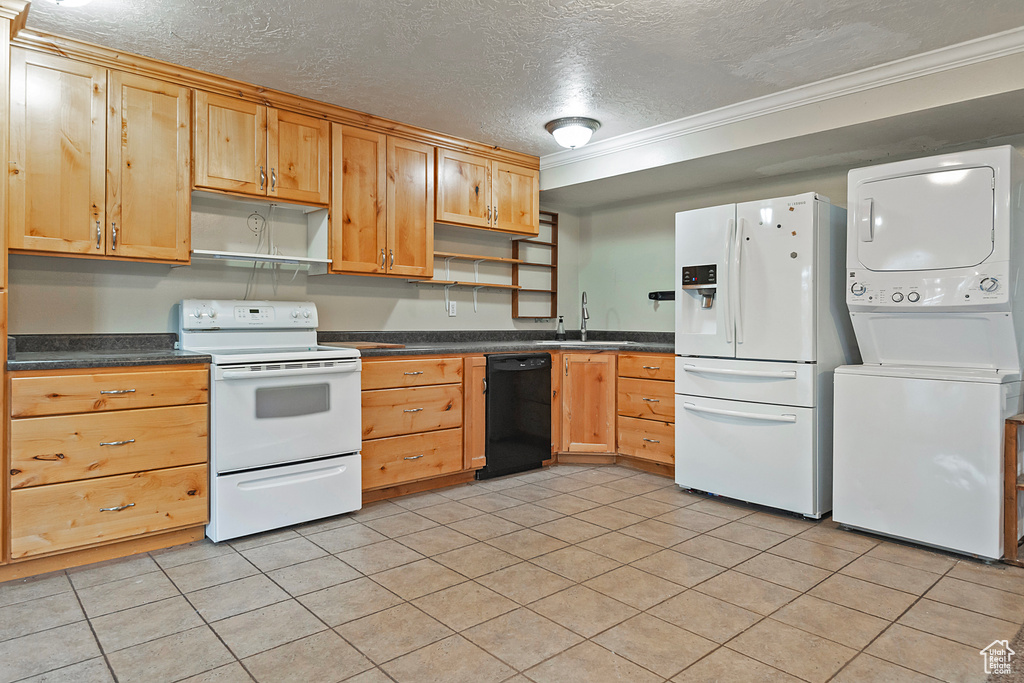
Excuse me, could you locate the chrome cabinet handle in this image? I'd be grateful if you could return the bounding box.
[270,167,276,191]
[404,371,424,376]
[403,408,424,413]
[642,366,660,370]
[404,455,424,460]
[96,220,102,249]
[565,357,568,376]
[111,222,117,250]
[100,439,136,447]
[389,249,395,268]
[259,165,266,190]
[486,205,491,224]
[641,397,660,403]
[380,248,386,270]
[100,389,135,395]
[642,438,661,444]
[100,503,135,512]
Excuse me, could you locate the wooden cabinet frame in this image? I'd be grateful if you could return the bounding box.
[436,149,540,236]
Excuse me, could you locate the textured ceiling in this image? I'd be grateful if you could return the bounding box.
[23,0,1024,157]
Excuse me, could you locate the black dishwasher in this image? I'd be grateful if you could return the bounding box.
[476,353,552,480]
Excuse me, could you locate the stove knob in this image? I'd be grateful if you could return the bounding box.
[892,292,904,303]
[193,308,204,319]
[850,283,866,296]
[908,291,920,303]
[291,310,299,319]
[302,309,311,318]
[207,309,217,319]
[980,277,999,292]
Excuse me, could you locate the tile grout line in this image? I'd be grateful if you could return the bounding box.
[68,566,120,683]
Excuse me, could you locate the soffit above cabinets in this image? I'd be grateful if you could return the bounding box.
[22,0,1024,158]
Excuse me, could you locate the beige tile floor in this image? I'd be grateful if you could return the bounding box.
[1,464,1023,683]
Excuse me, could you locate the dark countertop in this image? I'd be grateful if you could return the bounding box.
[7,334,211,372]
[319,330,674,358]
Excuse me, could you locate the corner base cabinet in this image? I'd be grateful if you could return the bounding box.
[558,352,617,454]
[5,364,209,566]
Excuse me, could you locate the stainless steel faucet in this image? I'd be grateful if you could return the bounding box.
[581,291,590,341]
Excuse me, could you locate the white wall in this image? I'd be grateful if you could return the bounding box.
[9,198,580,334]
[554,168,849,333]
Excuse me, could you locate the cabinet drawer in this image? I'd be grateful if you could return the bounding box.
[362,384,463,439]
[617,416,674,465]
[10,464,208,559]
[362,428,463,489]
[617,377,675,421]
[361,357,463,390]
[11,366,209,417]
[618,354,675,382]
[10,404,208,489]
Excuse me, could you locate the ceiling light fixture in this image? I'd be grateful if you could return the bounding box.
[545,117,601,149]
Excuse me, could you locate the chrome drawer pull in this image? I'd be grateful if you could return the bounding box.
[404,371,424,376]
[99,503,135,512]
[404,455,424,460]
[641,397,660,403]
[642,366,660,370]
[404,408,424,413]
[642,438,661,444]
[100,439,136,447]
[100,389,136,395]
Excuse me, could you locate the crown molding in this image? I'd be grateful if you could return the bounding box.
[0,0,29,39]
[541,25,1024,171]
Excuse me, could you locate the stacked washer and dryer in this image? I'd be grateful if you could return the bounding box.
[834,146,1024,560]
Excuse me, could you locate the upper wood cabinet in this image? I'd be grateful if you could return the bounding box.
[436,149,539,236]
[8,50,190,262]
[193,91,329,205]
[331,123,433,279]
[560,353,617,454]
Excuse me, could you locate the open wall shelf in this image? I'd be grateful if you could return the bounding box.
[512,211,558,319]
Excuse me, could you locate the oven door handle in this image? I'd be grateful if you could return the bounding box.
[218,362,360,380]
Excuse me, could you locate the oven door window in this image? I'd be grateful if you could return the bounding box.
[255,383,330,419]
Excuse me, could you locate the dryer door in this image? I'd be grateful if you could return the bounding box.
[852,166,994,271]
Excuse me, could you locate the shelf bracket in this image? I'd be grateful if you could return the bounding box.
[444,284,454,313]
[444,256,455,281]
[473,286,484,312]
[473,259,485,283]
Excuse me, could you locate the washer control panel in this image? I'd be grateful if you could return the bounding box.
[846,264,1010,312]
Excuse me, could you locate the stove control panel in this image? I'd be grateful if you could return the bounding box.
[180,300,319,330]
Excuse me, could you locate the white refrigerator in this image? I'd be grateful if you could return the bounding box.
[674,192,857,517]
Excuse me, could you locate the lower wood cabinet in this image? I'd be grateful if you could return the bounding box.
[616,353,676,467]
[559,353,617,454]
[361,356,469,491]
[6,364,210,565]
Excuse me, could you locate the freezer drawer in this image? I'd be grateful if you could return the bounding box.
[209,454,361,542]
[675,357,816,407]
[834,371,1021,559]
[675,394,820,516]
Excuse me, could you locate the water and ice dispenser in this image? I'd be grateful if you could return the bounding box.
[681,264,717,308]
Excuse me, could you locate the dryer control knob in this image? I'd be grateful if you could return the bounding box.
[980,277,999,292]
[850,283,867,296]
[892,292,904,302]
[907,291,921,302]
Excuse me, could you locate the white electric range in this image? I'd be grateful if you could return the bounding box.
[178,299,362,542]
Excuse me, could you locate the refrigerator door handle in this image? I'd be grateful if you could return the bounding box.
[724,218,735,345]
[682,364,797,379]
[732,217,745,344]
[683,402,797,423]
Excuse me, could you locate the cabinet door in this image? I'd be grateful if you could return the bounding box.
[463,356,486,470]
[331,124,386,274]
[193,91,267,195]
[386,137,434,278]
[9,50,106,255]
[436,149,490,228]
[268,108,329,205]
[106,71,191,262]
[492,161,539,235]
[561,353,616,453]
